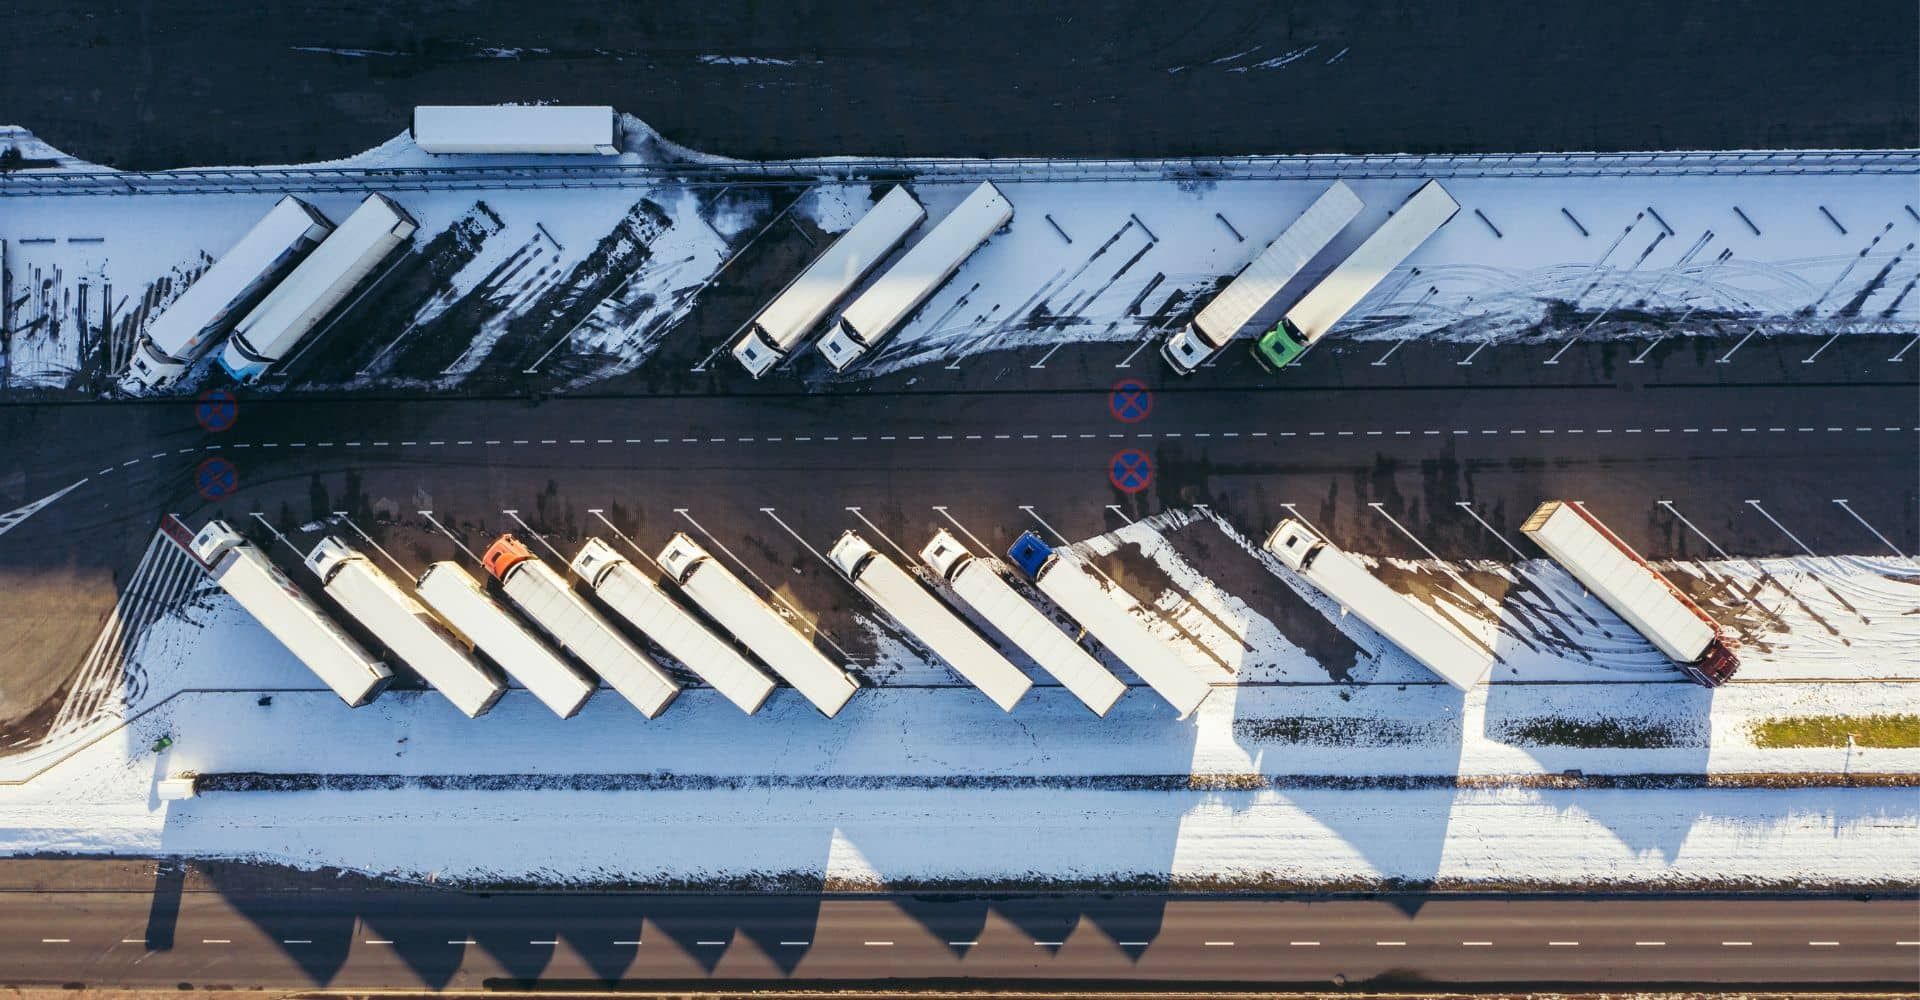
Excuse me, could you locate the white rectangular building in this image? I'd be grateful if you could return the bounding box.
[572,538,776,714]
[188,520,392,707]
[733,186,926,377]
[657,532,859,717]
[415,562,597,718]
[830,531,1031,712]
[219,193,417,382]
[412,105,619,155]
[922,530,1125,716]
[817,180,1012,371]
[303,536,508,718]
[122,196,334,391]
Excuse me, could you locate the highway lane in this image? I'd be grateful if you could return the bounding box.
[4,888,1915,990]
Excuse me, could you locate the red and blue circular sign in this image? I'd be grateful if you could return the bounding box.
[195,458,238,500]
[1109,379,1152,423]
[1110,449,1152,494]
[195,389,237,433]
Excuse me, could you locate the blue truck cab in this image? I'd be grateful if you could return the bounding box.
[1006,531,1055,580]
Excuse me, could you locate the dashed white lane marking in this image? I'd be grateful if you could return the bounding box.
[1376,940,1406,946]
[1461,941,1493,946]
[283,939,311,945]
[1722,941,1753,947]
[780,940,811,947]
[948,940,977,947]
[1203,940,1234,946]
[1897,940,1920,946]
[42,938,69,943]
[1809,941,1840,946]
[1636,941,1666,947]
[203,938,231,944]
[1549,941,1580,946]
[365,939,394,945]
[1289,941,1319,947]
[696,939,726,946]
[449,938,477,945]
[1036,940,1066,946]
[121,458,139,466]
[1118,940,1152,947]
[121,938,147,944]
[864,940,894,947]
[613,939,643,946]
[529,939,558,946]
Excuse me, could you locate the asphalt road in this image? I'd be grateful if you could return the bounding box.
[3,2,1914,169]
[6,885,1917,991]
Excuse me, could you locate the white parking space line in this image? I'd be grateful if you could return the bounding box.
[1656,500,1733,559]
[933,506,999,561]
[846,506,921,568]
[680,507,846,657]
[1745,500,1818,557]
[1454,501,1527,559]
[1832,499,1909,558]
[1370,340,1407,366]
[1890,335,1920,362]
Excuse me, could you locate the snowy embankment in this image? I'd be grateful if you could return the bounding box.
[4,122,1915,392]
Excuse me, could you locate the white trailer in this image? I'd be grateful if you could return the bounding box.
[1162,181,1363,373]
[1520,501,1740,685]
[572,538,776,714]
[187,520,392,706]
[412,105,619,155]
[303,536,507,718]
[121,197,334,391]
[1006,532,1212,717]
[657,532,859,717]
[921,530,1125,716]
[481,535,681,717]
[817,180,1012,371]
[1256,180,1459,369]
[415,562,597,718]
[733,186,926,378]
[1263,519,1491,690]
[830,531,1031,711]
[219,193,417,382]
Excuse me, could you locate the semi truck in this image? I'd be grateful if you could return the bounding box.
[414,561,597,718]
[303,536,508,718]
[1006,532,1212,717]
[1161,181,1363,373]
[219,193,418,382]
[817,180,1012,371]
[1520,501,1740,686]
[480,535,681,717]
[572,538,777,714]
[830,531,1032,712]
[921,530,1126,716]
[121,196,334,392]
[1253,179,1459,371]
[412,105,620,155]
[187,520,392,706]
[1263,519,1492,690]
[658,532,859,717]
[733,186,926,378]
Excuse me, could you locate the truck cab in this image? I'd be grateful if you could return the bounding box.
[828,531,879,579]
[1006,531,1055,580]
[481,534,535,581]
[1160,324,1216,374]
[1262,518,1324,572]
[1252,318,1310,372]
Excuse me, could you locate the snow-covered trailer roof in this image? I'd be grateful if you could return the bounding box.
[1190,181,1363,346]
[415,562,596,718]
[732,185,925,376]
[304,537,506,718]
[831,532,1030,712]
[818,180,1012,369]
[1264,520,1491,691]
[922,530,1125,716]
[412,105,619,155]
[572,538,776,714]
[1031,550,1212,718]
[658,532,859,717]
[221,193,417,380]
[1520,501,1718,664]
[189,520,391,707]
[1281,179,1459,342]
[126,196,333,388]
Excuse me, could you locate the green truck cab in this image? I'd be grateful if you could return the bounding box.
[1252,318,1310,371]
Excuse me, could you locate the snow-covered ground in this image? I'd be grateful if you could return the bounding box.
[3,513,1913,889]
[4,122,1914,393]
